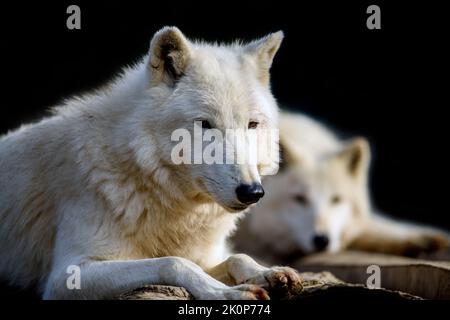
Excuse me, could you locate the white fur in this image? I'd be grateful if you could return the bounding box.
[0,27,301,299]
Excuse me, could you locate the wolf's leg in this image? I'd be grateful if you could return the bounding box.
[348,214,449,256]
[43,256,269,300]
[207,254,302,298]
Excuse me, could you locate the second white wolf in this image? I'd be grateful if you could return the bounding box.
[234,111,449,264]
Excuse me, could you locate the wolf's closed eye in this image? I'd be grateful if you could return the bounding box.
[330,194,342,205]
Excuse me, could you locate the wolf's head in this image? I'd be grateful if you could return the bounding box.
[131,27,283,212]
[249,137,371,255]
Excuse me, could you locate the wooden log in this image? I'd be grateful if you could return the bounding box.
[115,271,420,300]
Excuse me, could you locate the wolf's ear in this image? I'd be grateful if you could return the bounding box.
[245,31,284,84]
[148,26,192,86]
[336,137,371,178]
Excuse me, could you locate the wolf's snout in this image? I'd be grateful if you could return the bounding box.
[312,234,329,251]
[236,183,265,205]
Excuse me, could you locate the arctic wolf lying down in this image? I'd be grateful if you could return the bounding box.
[234,111,449,263]
[0,27,302,299]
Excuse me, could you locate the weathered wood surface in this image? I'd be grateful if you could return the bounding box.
[116,271,421,300]
[296,251,450,299]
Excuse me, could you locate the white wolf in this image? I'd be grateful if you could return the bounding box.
[234,111,449,263]
[0,27,302,299]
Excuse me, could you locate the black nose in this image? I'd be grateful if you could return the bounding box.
[236,183,265,205]
[312,234,329,251]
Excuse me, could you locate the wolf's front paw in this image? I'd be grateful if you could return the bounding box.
[244,267,303,299]
[405,233,449,257]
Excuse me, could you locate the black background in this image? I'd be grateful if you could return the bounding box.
[0,1,448,229]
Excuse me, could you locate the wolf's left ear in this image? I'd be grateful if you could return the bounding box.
[245,31,284,84]
[337,137,371,178]
[148,26,192,86]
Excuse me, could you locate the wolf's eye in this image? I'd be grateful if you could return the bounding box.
[248,121,259,129]
[294,194,309,206]
[200,120,212,129]
[330,195,342,205]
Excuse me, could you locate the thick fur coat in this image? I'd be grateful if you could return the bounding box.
[0,27,302,299]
